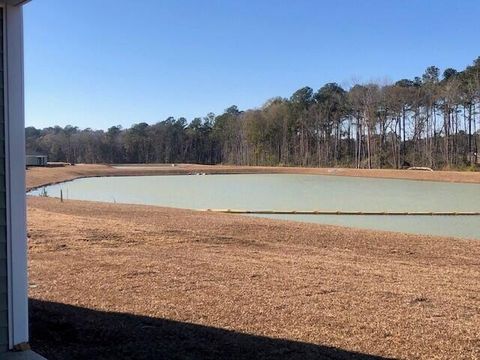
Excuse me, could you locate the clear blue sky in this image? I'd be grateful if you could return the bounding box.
[24,0,480,129]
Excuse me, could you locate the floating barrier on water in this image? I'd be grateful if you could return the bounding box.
[200,209,480,216]
[407,166,434,172]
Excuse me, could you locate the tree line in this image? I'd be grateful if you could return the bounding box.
[26,57,480,169]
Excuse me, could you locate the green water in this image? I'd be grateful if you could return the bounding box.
[28,174,480,240]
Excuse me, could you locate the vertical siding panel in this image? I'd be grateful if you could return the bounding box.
[0,6,8,353]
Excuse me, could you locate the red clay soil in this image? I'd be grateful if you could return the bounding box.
[26,163,480,191]
[27,196,480,359]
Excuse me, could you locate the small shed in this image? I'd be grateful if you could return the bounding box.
[26,155,48,167]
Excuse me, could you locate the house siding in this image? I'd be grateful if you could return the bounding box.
[0,6,8,353]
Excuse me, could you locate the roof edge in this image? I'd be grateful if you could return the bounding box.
[4,0,31,6]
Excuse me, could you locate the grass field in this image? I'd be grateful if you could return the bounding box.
[27,165,480,359]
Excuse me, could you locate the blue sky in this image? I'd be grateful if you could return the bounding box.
[24,0,480,129]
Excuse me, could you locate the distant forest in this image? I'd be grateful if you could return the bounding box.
[26,57,480,169]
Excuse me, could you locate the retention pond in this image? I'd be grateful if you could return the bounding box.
[28,174,480,240]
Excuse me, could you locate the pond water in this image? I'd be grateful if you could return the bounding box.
[28,174,480,240]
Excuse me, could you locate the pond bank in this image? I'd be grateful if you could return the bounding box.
[26,163,480,191]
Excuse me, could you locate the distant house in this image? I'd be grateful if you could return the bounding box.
[26,154,48,167]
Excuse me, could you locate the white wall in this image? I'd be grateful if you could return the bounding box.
[5,3,28,348]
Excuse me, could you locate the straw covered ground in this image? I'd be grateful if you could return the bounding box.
[28,192,480,359]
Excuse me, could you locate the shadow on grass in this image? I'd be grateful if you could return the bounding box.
[30,299,395,360]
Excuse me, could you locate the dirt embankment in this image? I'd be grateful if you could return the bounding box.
[28,196,480,359]
[26,163,480,191]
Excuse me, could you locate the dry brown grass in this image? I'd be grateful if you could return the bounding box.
[28,196,480,359]
[26,163,480,191]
